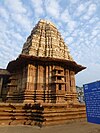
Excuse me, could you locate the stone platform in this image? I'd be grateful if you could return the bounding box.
[0,103,86,126]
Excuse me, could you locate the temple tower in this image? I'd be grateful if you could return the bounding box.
[1,20,86,105]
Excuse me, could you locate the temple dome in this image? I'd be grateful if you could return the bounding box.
[22,19,73,61]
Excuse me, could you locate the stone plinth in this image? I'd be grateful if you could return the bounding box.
[0,103,86,126]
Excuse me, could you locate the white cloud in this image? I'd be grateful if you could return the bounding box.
[0,7,9,20]
[76,4,86,16]
[11,13,32,31]
[0,21,7,31]
[91,29,99,36]
[61,9,77,31]
[57,22,63,28]
[68,20,77,31]
[83,4,97,20]
[89,17,99,24]
[60,30,68,38]
[66,37,73,44]
[88,4,97,16]
[31,0,44,16]
[61,9,71,22]
[44,0,61,19]
[71,30,79,37]
[4,0,32,32]
[69,0,79,4]
[5,0,27,13]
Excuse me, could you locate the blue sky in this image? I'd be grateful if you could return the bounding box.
[0,0,100,86]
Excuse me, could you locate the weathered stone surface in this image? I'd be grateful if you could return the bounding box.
[0,103,86,126]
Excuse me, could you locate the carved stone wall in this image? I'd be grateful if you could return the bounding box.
[1,66,28,103]
[1,62,77,105]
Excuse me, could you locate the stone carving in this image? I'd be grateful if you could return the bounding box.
[22,19,73,60]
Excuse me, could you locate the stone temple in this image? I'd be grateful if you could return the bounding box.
[0,20,86,125]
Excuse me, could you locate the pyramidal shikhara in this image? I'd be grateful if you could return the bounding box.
[22,19,73,61]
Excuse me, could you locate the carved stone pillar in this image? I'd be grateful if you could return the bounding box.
[20,66,27,93]
[24,64,35,103]
[70,71,78,104]
[34,65,44,103]
[0,77,3,98]
[64,69,72,105]
[45,65,49,103]
[65,69,70,93]
[70,71,76,93]
[49,65,53,103]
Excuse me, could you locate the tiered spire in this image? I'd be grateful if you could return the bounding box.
[22,19,73,61]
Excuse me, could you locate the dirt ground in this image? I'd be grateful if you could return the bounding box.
[0,120,100,133]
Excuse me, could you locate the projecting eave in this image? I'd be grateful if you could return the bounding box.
[7,54,86,74]
[0,68,11,76]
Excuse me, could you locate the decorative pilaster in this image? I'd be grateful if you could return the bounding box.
[23,65,35,103]
[70,71,78,104]
[65,69,70,93]
[70,71,76,93]
[45,66,49,103]
[0,77,3,100]
[48,65,52,103]
[36,65,44,103]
